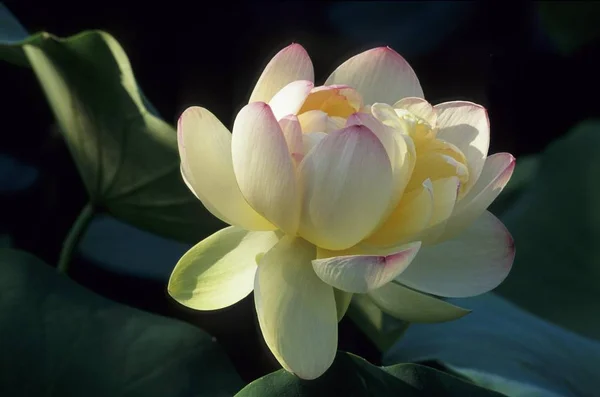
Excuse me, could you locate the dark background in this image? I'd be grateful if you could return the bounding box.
[2,0,600,382]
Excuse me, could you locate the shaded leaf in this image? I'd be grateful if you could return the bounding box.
[236,352,503,396]
[496,119,600,340]
[446,365,562,397]
[385,293,600,397]
[0,234,10,247]
[0,248,243,396]
[0,7,223,244]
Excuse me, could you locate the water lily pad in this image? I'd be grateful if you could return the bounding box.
[0,248,243,396]
[385,293,600,397]
[0,6,222,244]
[236,351,503,396]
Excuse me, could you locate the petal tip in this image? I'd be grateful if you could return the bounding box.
[282,42,309,55]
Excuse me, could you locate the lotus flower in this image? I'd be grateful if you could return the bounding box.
[169,44,515,379]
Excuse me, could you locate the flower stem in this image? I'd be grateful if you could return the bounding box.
[57,202,94,274]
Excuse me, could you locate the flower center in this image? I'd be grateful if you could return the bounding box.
[374,105,470,196]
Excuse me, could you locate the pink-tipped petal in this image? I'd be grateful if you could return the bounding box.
[312,241,421,293]
[442,153,516,239]
[325,47,423,106]
[298,124,394,250]
[249,44,314,103]
[231,102,300,235]
[177,107,275,230]
[434,101,490,193]
[268,80,314,120]
[397,211,515,298]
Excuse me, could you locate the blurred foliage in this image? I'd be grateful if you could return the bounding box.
[0,6,223,245]
[496,120,600,340]
[537,1,600,55]
[0,248,243,397]
[488,155,538,216]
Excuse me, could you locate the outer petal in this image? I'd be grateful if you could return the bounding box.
[442,153,516,240]
[334,288,353,322]
[249,43,314,103]
[298,125,394,250]
[312,241,421,293]
[363,179,433,248]
[397,211,515,298]
[325,47,423,106]
[255,236,337,380]
[180,166,231,223]
[268,80,314,120]
[177,107,275,230]
[434,101,490,192]
[394,97,437,126]
[368,281,471,323]
[232,103,300,235]
[168,227,279,310]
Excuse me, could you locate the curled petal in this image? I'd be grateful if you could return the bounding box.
[325,47,423,106]
[177,107,274,230]
[312,241,421,293]
[249,43,314,103]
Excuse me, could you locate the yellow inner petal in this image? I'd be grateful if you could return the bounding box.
[300,89,358,118]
